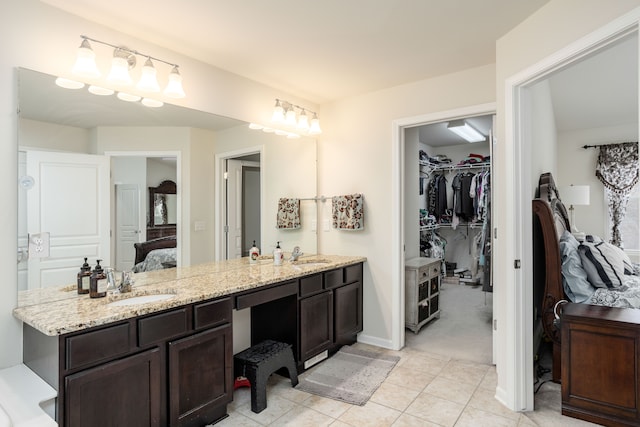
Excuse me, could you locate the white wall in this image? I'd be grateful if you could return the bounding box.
[528,79,558,186]
[318,64,496,349]
[19,118,91,153]
[495,0,640,411]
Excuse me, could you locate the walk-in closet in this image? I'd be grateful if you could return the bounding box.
[403,114,494,365]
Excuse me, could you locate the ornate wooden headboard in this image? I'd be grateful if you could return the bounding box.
[532,172,571,381]
[134,235,177,265]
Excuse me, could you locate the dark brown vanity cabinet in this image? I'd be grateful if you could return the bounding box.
[298,263,364,366]
[48,297,233,427]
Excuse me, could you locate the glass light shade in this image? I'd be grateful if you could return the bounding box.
[141,98,163,107]
[271,100,285,123]
[447,120,485,143]
[55,77,85,89]
[72,39,101,79]
[308,113,322,135]
[285,107,297,126]
[88,85,114,96]
[560,185,590,206]
[117,92,141,102]
[137,58,160,92]
[107,56,133,86]
[296,110,309,131]
[163,66,186,98]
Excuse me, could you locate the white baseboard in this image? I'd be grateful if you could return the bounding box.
[357,333,397,350]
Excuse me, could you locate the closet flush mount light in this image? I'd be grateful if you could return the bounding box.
[447,120,485,143]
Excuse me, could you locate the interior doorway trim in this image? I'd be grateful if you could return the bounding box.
[502,12,639,412]
[391,102,496,352]
[214,146,263,261]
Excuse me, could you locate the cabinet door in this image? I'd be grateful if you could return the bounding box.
[64,348,162,427]
[334,281,363,345]
[300,291,333,362]
[168,324,233,427]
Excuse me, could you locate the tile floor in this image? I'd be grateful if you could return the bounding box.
[214,343,600,427]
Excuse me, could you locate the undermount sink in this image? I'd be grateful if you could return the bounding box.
[107,293,176,307]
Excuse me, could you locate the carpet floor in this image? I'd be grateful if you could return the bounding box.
[405,281,493,365]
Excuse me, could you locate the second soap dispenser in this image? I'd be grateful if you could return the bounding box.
[273,241,283,266]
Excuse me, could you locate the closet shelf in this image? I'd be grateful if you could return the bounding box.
[419,161,490,175]
[420,222,483,232]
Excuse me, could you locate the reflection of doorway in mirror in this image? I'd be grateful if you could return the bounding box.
[115,184,140,271]
[225,158,260,259]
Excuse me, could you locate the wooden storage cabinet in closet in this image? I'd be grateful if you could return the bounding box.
[405,257,441,333]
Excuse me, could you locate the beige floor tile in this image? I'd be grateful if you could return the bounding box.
[517,414,538,426]
[400,353,448,376]
[384,366,435,392]
[328,421,353,427]
[370,381,421,411]
[338,401,402,427]
[478,366,498,391]
[391,413,441,426]
[466,387,520,421]
[438,359,491,387]
[423,375,477,405]
[405,392,465,427]
[269,405,335,427]
[210,411,262,427]
[455,406,519,427]
[235,393,298,425]
[268,375,313,403]
[302,394,352,418]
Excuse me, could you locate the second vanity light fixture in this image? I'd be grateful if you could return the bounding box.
[272,99,322,135]
[56,35,186,107]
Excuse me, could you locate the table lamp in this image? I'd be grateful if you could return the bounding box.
[560,184,590,234]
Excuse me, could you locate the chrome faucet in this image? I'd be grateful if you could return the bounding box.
[119,271,133,293]
[105,268,117,292]
[289,246,303,262]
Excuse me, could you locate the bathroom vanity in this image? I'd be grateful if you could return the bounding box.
[14,255,365,427]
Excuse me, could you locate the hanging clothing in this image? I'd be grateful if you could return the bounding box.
[427,174,447,221]
[452,172,475,221]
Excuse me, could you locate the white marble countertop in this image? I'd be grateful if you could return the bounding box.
[13,254,365,337]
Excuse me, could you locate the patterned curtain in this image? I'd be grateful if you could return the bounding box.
[596,142,639,248]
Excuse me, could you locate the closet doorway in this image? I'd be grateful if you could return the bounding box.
[402,108,496,365]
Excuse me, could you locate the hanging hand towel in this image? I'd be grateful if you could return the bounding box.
[276,198,301,229]
[332,193,364,230]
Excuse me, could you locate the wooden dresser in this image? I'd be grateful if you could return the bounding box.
[405,257,441,333]
[561,303,640,426]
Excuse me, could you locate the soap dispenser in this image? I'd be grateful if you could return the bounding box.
[273,241,284,266]
[89,259,107,299]
[249,240,260,264]
[77,257,91,295]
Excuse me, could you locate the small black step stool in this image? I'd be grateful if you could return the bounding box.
[233,340,299,413]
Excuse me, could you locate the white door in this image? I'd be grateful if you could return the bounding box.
[115,184,141,271]
[26,151,110,289]
[226,160,244,259]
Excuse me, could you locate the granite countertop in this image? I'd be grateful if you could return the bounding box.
[13,254,366,336]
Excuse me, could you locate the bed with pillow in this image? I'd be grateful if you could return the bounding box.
[132,235,177,272]
[533,172,640,426]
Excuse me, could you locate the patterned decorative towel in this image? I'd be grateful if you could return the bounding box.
[276,198,301,229]
[332,193,364,230]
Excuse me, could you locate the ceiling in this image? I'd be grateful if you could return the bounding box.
[40,0,550,104]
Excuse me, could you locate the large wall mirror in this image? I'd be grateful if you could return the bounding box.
[17,67,318,307]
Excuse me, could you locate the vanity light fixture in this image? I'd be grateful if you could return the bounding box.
[271,98,322,135]
[447,120,485,143]
[248,123,301,139]
[62,35,186,101]
[88,85,114,96]
[117,92,141,102]
[55,77,85,89]
[141,98,164,108]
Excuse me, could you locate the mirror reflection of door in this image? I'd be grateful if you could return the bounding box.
[115,184,140,271]
[225,157,260,259]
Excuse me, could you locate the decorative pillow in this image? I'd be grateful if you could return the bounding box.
[559,231,595,302]
[578,235,625,288]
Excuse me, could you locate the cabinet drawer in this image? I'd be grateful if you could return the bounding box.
[300,274,323,297]
[345,263,363,284]
[430,277,439,294]
[138,308,189,347]
[66,322,131,370]
[324,269,343,289]
[194,298,231,330]
[235,281,297,309]
[430,295,439,316]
